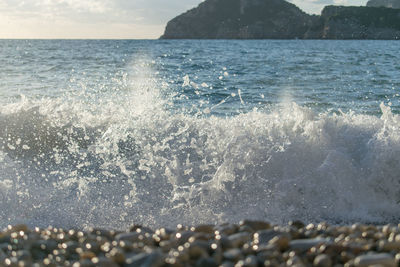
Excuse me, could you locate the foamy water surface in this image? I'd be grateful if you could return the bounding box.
[1,40,400,229]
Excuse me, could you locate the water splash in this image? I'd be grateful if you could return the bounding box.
[1,60,400,229]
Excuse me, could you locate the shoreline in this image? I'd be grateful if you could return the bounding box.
[1,221,400,266]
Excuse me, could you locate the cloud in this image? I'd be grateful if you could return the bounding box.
[0,0,204,24]
[0,0,206,38]
[0,0,108,22]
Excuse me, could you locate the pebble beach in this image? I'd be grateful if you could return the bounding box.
[2,221,400,267]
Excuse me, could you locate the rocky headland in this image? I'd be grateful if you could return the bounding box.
[367,0,400,9]
[3,221,400,266]
[307,6,400,39]
[160,0,400,39]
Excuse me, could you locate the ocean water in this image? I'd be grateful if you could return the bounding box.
[1,39,400,229]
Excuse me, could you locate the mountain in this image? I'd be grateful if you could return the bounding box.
[314,6,400,39]
[160,0,316,39]
[160,0,400,40]
[367,0,400,8]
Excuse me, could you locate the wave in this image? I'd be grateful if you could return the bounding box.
[1,58,400,229]
[1,92,400,230]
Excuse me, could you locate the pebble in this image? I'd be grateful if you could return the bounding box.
[0,249,7,262]
[2,221,400,266]
[240,220,271,231]
[91,257,119,267]
[290,221,306,229]
[353,253,396,267]
[313,254,332,267]
[193,224,215,234]
[188,242,209,259]
[115,232,154,246]
[223,248,243,262]
[236,255,259,267]
[125,251,164,267]
[220,261,236,267]
[228,232,251,247]
[269,235,290,251]
[195,257,218,267]
[290,238,330,252]
[216,224,238,235]
[106,247,126,264]
[130,225,154,234]
[254,229,282,245]
[379,241,400,252]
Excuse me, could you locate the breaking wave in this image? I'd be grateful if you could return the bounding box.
[1,63,400,230]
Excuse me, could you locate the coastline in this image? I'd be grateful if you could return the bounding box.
[2,221,400,266]
[161,0,400,40]
[1,40,400,266]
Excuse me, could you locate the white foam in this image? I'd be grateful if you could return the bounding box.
[1,60,400,229]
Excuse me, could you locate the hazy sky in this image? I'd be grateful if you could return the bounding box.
[0,0,368,39]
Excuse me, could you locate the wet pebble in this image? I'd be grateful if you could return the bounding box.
[228,232,251,248]
[125,251,165,267]
[354,253,396,267]
[240,220,271,231]
[313,254,332,267]
[290,238,331,252]
[195,257,218,267]
[223,248,243,262]
[1,221,400,266]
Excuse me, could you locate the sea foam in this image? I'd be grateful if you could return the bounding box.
[1,57,400,229]
[1,87,400,230]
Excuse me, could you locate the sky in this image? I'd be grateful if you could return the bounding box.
[0,0,368,39]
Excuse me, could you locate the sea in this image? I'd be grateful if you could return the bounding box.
[0,39,400,230]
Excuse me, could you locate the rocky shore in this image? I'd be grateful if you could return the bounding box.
[2,221,400,266]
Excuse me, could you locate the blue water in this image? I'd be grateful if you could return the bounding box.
[1,40,400,229]
[1,40,400,114]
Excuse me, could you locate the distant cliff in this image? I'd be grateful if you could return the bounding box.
[367,0,400,9]
[160,0,316,39]
[160,0,400,39]
[308,6,400,39]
